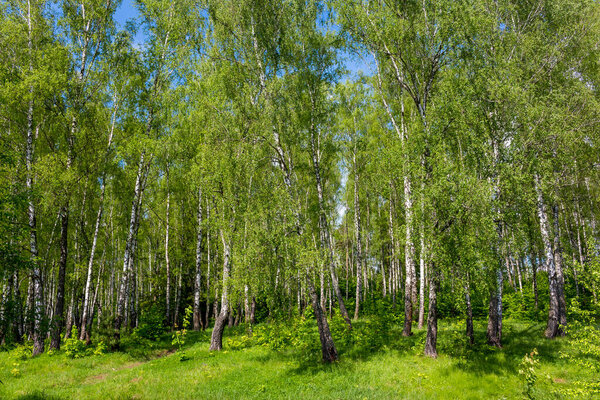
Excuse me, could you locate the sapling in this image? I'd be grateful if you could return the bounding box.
[172,305,193,361]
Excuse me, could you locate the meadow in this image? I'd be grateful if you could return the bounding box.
[1,319,595,400]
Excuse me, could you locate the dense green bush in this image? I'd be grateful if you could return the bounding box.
[503,288,544,321]
[558,299,600,397]
[64,327,88,358]
[134,304,168,341]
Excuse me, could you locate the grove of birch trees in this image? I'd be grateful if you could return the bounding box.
[1,0,599,362]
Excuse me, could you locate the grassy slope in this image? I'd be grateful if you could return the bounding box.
[0,320,594,399]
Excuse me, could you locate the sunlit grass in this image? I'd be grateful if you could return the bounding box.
[0,319,594,399]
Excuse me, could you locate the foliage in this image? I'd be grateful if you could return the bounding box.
[558,299,600,397]
[519,348,539,399]
[12,341,33,361]
[63,327,89,359]
[134,304,168,341]
[172,305,192,361]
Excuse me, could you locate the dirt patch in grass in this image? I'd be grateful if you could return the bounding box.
[84,373,108,383]
[121,361,144,369]
[155,349,176,358]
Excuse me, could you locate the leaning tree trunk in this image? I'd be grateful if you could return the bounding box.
[424,262,439,358]
[193,186,203,331]
[210,230,231,351]
[308,275,338,363]
[534,174,563,338]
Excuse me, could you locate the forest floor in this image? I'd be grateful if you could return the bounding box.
[0,319,595,399]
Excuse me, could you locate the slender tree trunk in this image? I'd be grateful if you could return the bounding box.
[204,203,211,329]
[465,280,474,345]
[80,182,105,341]
[25,1,44,356]
[13,271,24,342]
[174,263,182,328]
[402,175,416,336]
[388,198,397,307]
[532,253,539,310]
[353,147,362,320]
[210,230,231,351]
[487,268,503,347]
[114,151,148,346]
[193,186,203,330]
[552,205,567,330]
[418,195,426,329]
[50,206,69,350]
[165,181,171,326]
[309,120,352,329]
[308,274,338,363]
[424,263,438,358]
[534,174,563,338]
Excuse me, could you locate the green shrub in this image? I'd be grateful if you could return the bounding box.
[135,305,167,341]
[518,348,539,399]
[172,305,192,361]
[64,326,89,358]
[557,299,600,397]
[12,340,33,360]
[94,340,107,355]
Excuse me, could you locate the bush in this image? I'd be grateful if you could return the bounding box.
[172,305,192,361]
[12,340,33,360]
[64,326,89,358]
[557,299,600,397]
[519,348,539,399]
[135,305,167,341]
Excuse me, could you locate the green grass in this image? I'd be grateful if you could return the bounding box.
[0,319,595,399]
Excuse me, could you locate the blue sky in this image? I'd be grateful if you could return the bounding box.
[113,0,372,77]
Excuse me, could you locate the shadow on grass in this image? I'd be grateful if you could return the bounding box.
[445,320,567,377]
[283,319,568,379]
[15,391,62,400]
